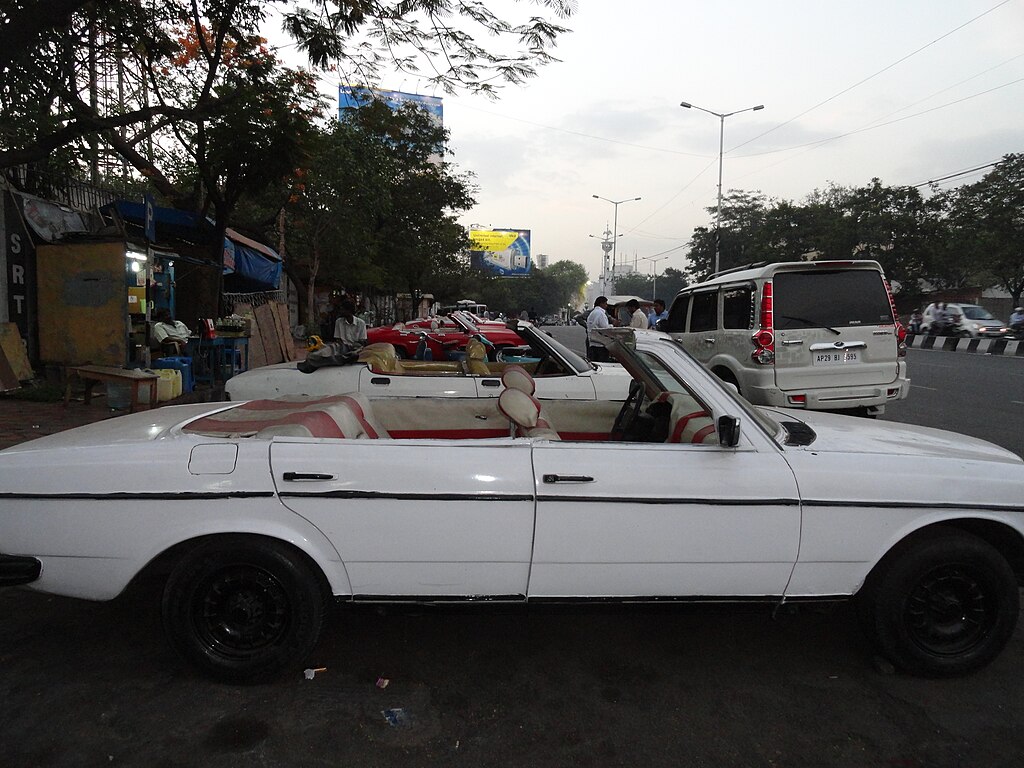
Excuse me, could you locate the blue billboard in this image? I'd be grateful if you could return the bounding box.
[339,86,443,125]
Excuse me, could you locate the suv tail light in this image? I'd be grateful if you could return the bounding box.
[751,281,775,364]
[882,279,907,357]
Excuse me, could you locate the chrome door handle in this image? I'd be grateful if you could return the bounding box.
[282,472,335,481]
[702,337,716,344]
[781,339,803,346]
[542,474,594,484]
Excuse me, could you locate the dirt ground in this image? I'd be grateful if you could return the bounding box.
[2,584,1022,768]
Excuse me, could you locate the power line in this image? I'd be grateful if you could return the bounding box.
[728,0,1015,154]
[733,75,1024,162]
[912,160,1001,188]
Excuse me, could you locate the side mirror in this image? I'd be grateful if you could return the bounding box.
[655,319,667,332]
[717,415,741,448]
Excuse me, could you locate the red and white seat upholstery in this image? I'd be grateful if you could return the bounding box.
[497,365,559,439]
[658,392,717,444]
[501,365,536,395]
[184,393,389,440]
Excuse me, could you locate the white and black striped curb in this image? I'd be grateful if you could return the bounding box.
[907,334,1024,356]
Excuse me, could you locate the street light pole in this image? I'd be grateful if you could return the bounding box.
[679,101,764,276]
[647,255,669,301]
[592,194,641,284]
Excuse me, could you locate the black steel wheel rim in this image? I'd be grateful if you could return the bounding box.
[193,566,291,657]
[904,564,994,656]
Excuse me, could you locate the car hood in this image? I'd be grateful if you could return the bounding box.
[0,402,237,454]
[759,407,1022,465]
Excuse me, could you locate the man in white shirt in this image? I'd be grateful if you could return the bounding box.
[586,296,614,361]
[627,299,647,329]
[333,300,367,346]
[151,309,191,355]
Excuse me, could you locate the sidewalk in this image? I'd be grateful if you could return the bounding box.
[0,385,224,451]
[0,396,116,451]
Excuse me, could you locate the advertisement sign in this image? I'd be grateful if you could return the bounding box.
[469,229,531,277]
[339,86,443,125]
[3,190,36,352]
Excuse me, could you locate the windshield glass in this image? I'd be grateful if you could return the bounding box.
[961,305,995,320]
[774,269,893,329]
[630,338,782,439]
[520,326,590,374]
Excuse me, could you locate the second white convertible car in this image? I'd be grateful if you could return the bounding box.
[226,322,633,401]
[2,329,1023,682]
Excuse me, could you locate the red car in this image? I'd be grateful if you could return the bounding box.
[401,312,503,330]
[367,311,523,359]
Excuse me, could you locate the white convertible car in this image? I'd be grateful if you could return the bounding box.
[2,329,1023,682]
[225,322,633,401]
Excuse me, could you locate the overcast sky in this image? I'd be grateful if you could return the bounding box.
[278,0,1024,283]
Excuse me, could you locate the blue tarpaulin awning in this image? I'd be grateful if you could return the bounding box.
[105,200,282,291]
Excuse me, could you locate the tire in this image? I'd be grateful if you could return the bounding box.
[864,531,1019,677]
[162,537,328,683]
[394,347,408,359]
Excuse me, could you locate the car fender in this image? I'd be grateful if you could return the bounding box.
[20,494,354,601]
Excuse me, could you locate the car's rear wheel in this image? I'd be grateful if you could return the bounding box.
[864,530,1018,676]
[162,536,328,683]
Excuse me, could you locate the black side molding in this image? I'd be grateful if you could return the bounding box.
[0,554,42,586]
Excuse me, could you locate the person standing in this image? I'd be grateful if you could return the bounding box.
[648,298,668,329]
[586,296,615,361]
[333,299,367,346]
[627,299,647,329]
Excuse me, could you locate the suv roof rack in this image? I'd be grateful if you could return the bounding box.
[707,261,769,280]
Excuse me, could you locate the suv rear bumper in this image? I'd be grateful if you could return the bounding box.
[0,554,42,586]
[747,370,910,413]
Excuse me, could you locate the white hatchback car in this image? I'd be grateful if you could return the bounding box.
[2,328,1022,682]
[921,302,1009,338]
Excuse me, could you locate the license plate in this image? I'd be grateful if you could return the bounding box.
[813,350,859,365]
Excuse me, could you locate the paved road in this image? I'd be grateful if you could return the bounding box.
[883,347,1024,458]
[3,331,1023,767]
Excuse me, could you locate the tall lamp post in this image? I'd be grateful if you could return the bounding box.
[646,255,669,301]
[592,194,641,281]
[679,101,763,276]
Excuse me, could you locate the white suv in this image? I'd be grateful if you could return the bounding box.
[664,260,910,415]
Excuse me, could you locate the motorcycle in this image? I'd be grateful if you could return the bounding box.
[927,314,970,338]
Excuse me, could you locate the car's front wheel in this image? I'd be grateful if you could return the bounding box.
[863,530,1019,677]
[162,536,329,683]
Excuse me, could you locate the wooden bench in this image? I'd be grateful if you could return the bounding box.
[64,365,160,414]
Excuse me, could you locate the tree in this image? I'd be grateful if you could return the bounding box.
[463,260,589,316]
[0,0,573,170]
[686,190,773,281]
[271,119,393,325]
[950,154,1024,305]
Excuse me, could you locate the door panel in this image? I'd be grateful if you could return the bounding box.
[529,442,801,597]
[272,440,535,597]
[358,367,477,398]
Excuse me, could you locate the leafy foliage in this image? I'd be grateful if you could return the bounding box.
[462,259,589,316]
[611,267,688,303]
